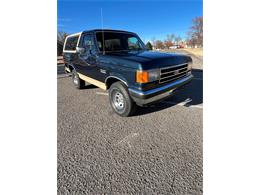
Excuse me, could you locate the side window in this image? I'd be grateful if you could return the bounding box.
[65,36,79,51]
[128,37,141,50]
[105,39,122,51]
[82,34,95,52]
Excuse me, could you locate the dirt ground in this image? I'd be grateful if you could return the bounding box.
[161,49,203,70]
[179,48,203,57]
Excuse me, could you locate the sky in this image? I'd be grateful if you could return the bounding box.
[58,0,202,42]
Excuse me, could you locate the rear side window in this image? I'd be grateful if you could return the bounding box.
[64,36,79,51]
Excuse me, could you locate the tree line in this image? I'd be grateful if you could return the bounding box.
[57,16,203,55]
[146,16,203,50]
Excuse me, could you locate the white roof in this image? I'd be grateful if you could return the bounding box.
[66,32,82,38]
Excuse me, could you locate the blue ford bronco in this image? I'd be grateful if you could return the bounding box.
[63,29,193,117]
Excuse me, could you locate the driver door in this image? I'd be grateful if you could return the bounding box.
[77,33,100,79]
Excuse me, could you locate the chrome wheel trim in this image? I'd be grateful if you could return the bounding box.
[112,91,125,110]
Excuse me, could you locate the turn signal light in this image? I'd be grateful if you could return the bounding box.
[136,71,149,83]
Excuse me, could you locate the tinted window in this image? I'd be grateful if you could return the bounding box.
[65,36,79,51]
[82,34,95,50]
[96,32,145,52]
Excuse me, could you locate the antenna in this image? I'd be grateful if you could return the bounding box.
[101,8,105,55]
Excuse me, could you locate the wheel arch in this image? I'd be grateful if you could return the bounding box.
[105,76,128,89]
[68,64,75,72]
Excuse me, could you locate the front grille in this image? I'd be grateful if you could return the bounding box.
[159,63,189,84]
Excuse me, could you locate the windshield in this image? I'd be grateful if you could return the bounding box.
[96,32,146,52]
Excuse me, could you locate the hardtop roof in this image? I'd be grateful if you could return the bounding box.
[84,29,136,34]
[68,29,136,36]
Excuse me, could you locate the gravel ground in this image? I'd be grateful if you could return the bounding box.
[57,69,203,194]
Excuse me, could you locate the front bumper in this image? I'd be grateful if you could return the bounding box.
[128,74,193,105]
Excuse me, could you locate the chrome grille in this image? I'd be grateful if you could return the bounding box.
[159,63,189,84]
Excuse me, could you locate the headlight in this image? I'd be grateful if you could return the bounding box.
[136,69,160,83]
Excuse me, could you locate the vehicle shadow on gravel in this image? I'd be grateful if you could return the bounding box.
[82,84,98,89]
[132,68,203,116]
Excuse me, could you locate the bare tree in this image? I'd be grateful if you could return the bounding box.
[57,31,68,56]
[151,37,156,48]
[186,37,196,48]
[155,40,165,49]
[57,31,69,44]
[187,16,203,47]
[175,35,182,46]
[164,34,175,49]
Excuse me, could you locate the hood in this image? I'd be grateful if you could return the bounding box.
[105,50,192,69]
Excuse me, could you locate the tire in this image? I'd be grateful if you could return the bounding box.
[109,81,137,117]
[72,69,85,89]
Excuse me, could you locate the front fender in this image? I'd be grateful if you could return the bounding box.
[105,73,128,87]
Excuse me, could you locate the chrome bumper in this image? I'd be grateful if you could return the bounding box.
[129,74,193,105]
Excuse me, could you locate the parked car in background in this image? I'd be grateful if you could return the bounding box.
[178,44,185,49]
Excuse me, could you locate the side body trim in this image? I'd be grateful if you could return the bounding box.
[78,73,107,90]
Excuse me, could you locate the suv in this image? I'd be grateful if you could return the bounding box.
[63,29,193,117]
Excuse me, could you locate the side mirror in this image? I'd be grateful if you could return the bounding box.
[76,47,85,54]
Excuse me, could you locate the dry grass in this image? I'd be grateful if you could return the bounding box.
[161,48,203,58]
[180,48,203,57]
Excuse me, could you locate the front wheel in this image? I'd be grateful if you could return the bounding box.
[109,82,137,117]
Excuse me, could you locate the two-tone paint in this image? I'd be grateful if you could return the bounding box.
[63,29,193,105]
